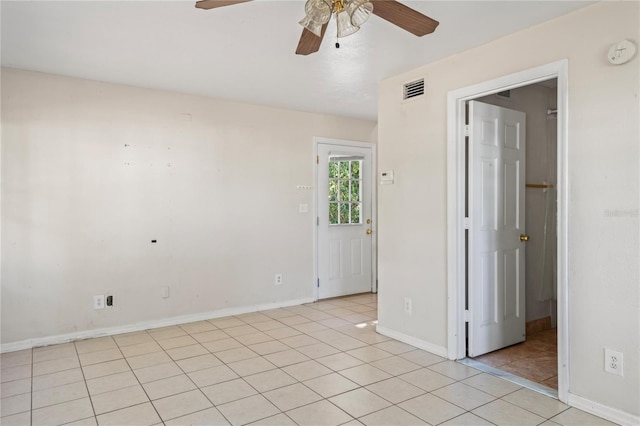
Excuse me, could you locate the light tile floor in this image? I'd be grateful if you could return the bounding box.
[0,294,618,425]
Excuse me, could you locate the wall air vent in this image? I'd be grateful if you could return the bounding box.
[403,78,425,100]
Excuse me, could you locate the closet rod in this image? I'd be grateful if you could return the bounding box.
[526,183,554,189]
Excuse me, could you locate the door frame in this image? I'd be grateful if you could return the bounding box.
[313,137,377,301]
[446,60,569,403]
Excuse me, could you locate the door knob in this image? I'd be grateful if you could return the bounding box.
[520,234,530,242]
[366,229,373,235]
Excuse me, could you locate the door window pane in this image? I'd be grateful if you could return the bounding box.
[328,159,362,225]
[339,161,349,178]
[351,203,361,223]
[339,203,350,224]
[329,180,338,202]
[329,162,339,179]
[351,161,360,179]
[329,202,339,224]
[339,180,349,202]
[350,180,360,202]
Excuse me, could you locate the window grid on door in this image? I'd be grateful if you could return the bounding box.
[328,160,362,225]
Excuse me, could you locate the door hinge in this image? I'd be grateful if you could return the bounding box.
[464,310,470,322]
[464,125,470,137]
[464,217,470,229]
[317,217,319,226]
[317,278,320,288]
[317,155,319,164]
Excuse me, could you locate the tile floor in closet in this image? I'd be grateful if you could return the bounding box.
[0,294,616,425]
[472,328,558,390]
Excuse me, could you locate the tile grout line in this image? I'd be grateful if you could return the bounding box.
[205,329,286,423]
[22,348,85,419]
[78,337,116,424]
[174,297,376,425]
[117,330,172,425]
[31,342,97,424]
[175,314,307,425]
[158,327,236,425]
[256,298,400,424]
[148,318,308,424]
[175,327,365,423]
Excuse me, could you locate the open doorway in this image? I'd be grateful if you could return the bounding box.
[467,81,559,391]
[446,60,569,403]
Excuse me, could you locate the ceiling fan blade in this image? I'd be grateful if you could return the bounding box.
[370,0,439,36]
[295,25,328,56]
[195,0,253,10]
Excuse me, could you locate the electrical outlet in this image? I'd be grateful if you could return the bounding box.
[604,348,624,376]
[93,295,105,310]
[274,273,283,286]
[403,297,412,315]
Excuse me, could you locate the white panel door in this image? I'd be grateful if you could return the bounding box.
[468,101,527,357]
[317,143,373,299]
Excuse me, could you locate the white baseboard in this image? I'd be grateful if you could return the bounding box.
[568,392,639,426]
[1,297,315,353]
[376,325,448,358]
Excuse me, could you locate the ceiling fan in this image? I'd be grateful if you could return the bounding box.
[195,0,439,55]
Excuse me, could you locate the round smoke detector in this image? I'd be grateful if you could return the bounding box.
[607,39,637,65]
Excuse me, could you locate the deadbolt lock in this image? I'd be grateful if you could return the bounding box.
[366,219,371,224]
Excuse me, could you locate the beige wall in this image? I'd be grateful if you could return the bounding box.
[1,68,376,345]
[377,0,638,419]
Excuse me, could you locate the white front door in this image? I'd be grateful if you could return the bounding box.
[468,101,527,357]
[317,142,373,299]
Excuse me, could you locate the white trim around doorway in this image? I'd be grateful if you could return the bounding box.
[445,60,569,403]
[313,137,378,301]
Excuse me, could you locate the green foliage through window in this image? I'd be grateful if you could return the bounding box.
[329,160,362,225]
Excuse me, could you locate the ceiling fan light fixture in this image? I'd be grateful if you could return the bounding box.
[336,10,360,38]
[299,15,325,37]
[304,0,333,24]
[346,0,373,27]
[197,0,440,56]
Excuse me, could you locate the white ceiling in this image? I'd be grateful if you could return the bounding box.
[1,0,594,121]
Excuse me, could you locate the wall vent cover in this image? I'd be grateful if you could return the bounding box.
[403,79,425,100]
